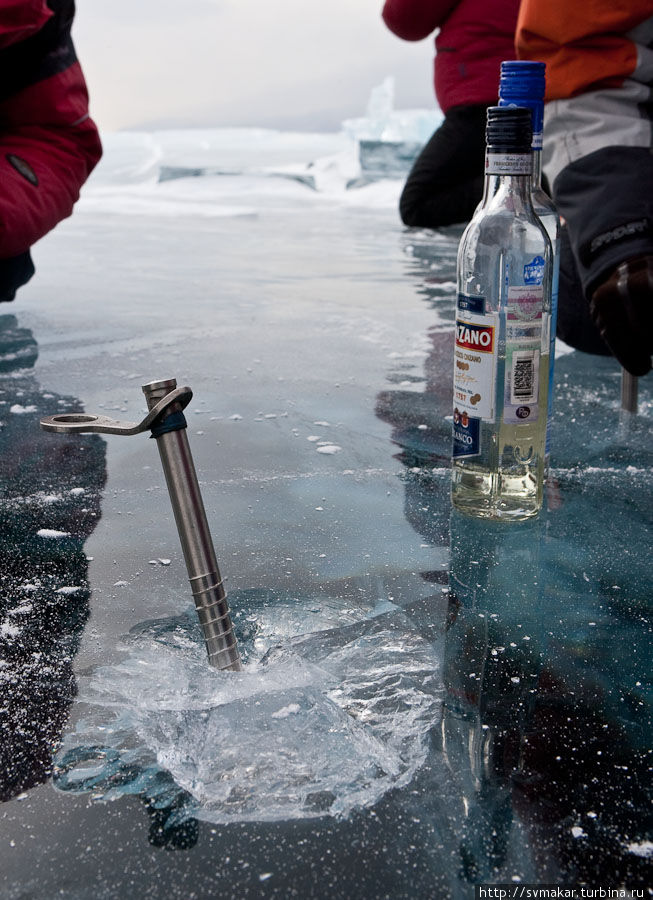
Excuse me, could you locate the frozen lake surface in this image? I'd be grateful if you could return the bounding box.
[0,119,651,898]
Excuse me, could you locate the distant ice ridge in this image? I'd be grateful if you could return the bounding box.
[343,77,442,145]
[54,601,442,824]
[80,77,441,212]
[343,76,441,182]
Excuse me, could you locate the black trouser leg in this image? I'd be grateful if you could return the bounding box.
[399,104,488,228]
[556,225,612,355]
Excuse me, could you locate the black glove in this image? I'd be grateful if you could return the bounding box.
[590,255,653,376]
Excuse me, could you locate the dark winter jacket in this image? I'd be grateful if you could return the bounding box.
[382,0,520,113]
[517,0,653,371]
[0,0,101,260]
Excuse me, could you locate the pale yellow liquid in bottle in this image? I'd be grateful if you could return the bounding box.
[452,353,549,520]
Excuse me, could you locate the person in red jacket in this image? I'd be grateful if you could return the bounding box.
[517,0,653,376]
[382,0,519,227]
[0,0,101,303]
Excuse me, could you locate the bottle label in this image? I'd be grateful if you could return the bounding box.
[456,293,485,315]
[452,408,480,458]
[485,153,532,175]
[453,306,498,422]
[524,255,545,285]
[503,286,545,424]
[507,285,543,324]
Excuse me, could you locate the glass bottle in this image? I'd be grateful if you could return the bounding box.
[452,107,552,520]
[499,60,560,468]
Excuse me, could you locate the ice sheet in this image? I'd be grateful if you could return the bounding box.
[0,80,650,899]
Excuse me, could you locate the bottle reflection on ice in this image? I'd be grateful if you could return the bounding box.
[452,107,552,520]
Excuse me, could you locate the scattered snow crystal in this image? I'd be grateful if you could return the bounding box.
[626,841,653,858]
[271,703,301,719]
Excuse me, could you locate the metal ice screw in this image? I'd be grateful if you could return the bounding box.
[40,379,242,671]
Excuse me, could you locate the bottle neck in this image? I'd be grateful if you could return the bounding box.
[531,145,543,191]
[479,151,533,208]
[480,172,501,207]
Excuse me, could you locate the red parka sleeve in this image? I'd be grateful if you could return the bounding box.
[0,1,53,48]
[382,0,461,41]
[0,1,101,259]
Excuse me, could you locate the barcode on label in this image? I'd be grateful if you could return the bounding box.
[511,351,538,403]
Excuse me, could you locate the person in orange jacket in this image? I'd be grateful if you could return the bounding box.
[0,1,102,303]
[517,0,653,377]
[382,0,520,228]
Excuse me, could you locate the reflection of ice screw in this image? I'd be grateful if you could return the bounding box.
[621,370,638,414]
[40,379,242,672]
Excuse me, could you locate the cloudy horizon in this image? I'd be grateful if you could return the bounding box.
[73,0,437,132]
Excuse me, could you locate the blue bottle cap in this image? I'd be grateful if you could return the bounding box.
[500,61,545,98]
[498,60,546,148]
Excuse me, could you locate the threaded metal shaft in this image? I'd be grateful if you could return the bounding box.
[142,379,242,671]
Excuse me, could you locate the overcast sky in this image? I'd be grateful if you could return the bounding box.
[72,0,436,132]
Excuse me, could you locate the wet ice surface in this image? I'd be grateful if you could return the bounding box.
[0,114,651,899]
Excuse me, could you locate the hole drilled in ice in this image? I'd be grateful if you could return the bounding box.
[54,606,442,825]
